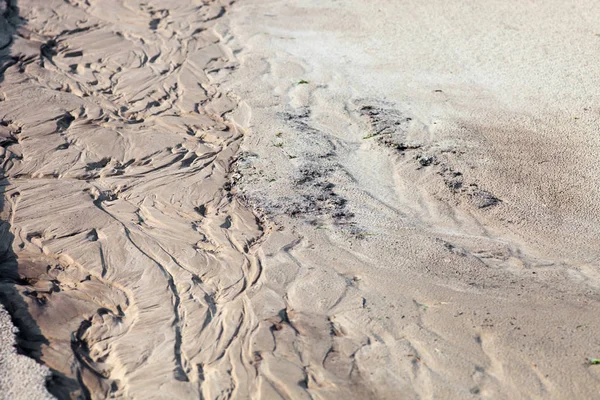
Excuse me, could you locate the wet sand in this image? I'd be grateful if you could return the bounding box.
[1,0,600,399]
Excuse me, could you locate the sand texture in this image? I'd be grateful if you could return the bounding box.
[0,305,54,400]
[1,0,600,399]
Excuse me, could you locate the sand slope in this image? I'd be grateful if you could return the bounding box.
[222,0,600,398]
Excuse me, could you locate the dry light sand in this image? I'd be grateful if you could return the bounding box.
[0,0,600,399]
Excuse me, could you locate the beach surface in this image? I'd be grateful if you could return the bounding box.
[1,0,600,399]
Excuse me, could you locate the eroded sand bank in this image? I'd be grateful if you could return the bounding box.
[1,0,600,399]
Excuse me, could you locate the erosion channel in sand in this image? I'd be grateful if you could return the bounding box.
[1,0,264,398]
[1,0,600,399]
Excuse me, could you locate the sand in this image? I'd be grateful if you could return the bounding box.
[1,0,600,399]
[0,305,54,400]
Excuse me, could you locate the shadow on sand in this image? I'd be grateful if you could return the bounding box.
[0,1,84,398]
